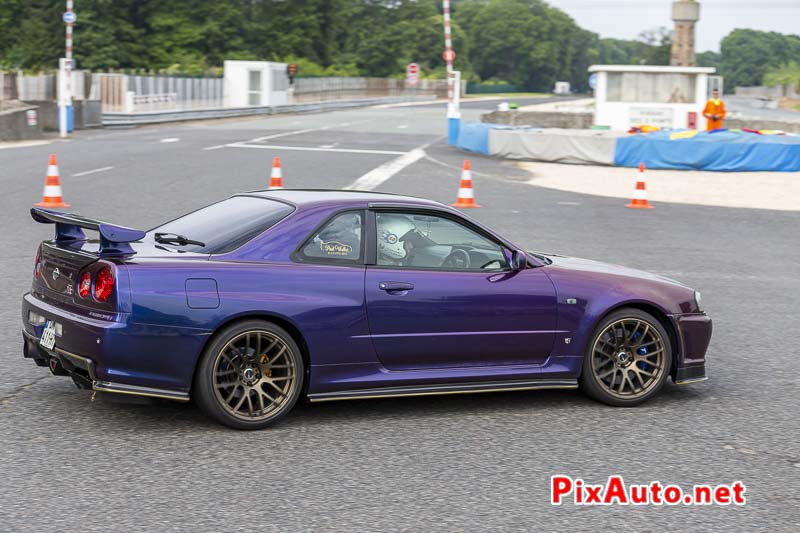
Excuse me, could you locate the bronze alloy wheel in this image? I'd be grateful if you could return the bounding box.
[212,329,299,422]
[580,308,673,407]
[195,319,305,429]
[591,317,666,400]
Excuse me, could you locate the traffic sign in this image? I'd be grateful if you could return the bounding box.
[63,11,76,24]
[406,63,420,87]
[589,73,598,90]
[286,63,298,85]
[442,50,456,62]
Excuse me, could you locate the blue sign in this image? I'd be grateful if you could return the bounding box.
[588,73,598,90]
[63,11,77,24]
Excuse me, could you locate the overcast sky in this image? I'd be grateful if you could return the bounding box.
[544,0,800,52]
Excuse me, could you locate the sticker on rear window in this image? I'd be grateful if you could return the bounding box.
[320,241,353,256]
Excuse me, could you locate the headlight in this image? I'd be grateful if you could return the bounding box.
[694,291,703,313]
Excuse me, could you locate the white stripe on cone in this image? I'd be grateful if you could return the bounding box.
[271,168,282,178]
[43,185,63,197]
[47,165,59,176]
[633,189,647,200]
[457,188,474,199]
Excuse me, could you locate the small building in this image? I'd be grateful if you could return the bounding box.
[589,65,716,131]
[553,81,571,95]
[223,60,289,108]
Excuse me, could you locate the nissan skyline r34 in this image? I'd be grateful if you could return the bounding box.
[22,190,711,429]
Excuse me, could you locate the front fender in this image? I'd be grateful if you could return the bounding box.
[542,262,695,360]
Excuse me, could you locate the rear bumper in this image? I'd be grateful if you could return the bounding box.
[22,292,208,399]
[23,329,189,401]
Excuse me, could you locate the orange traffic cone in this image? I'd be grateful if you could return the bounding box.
[451,160,481,208]
[268,157,284,190]
[35,154,70,208]
[626,163,654,209]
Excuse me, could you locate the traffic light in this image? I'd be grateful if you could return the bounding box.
[287,63,298,84]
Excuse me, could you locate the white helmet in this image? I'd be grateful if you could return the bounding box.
[377,214,416,261]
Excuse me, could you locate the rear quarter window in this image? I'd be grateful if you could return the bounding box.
[150,196,294,254]
[296,211,364,265]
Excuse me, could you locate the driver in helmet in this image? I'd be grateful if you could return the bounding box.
[377,214,419,266]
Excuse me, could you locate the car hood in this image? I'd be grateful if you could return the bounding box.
[532,252,691,290]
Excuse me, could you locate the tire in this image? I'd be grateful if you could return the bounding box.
[194,319,305,430]
[580,308,672,407]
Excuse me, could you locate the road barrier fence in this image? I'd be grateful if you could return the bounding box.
[4,70,456,113]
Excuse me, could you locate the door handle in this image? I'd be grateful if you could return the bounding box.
[379,281,414,293]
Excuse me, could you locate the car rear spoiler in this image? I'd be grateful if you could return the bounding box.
[31,207,146,255]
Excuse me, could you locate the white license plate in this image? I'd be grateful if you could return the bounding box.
[40,321,57,351]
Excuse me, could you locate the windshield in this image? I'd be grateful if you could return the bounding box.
[149,196,294,254]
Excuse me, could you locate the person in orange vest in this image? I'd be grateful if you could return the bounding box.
[703,89,727,130]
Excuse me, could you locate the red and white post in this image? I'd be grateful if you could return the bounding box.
[443,0,454,102]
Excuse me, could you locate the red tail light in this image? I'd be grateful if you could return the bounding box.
[93,266,114,302]
[34,252,41,279]
[78,271,92,298]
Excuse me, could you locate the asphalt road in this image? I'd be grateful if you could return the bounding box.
[1,100,798,531]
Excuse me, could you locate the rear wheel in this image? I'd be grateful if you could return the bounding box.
[194,320,304,430]
[580,308,671,407]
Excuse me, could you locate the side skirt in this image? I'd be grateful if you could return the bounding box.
[307,379,578,403]
[93,380,190,402]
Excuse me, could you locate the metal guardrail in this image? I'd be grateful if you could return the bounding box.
[102,95,436,126]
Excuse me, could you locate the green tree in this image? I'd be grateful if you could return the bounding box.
[637,27,672,65]
[763,61,800,87]
[4,0,61,70]
[720,29,800,89]
[696,50,721,70]
[73,0,144,70]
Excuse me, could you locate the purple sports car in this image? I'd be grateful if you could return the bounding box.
[22,190,711,429]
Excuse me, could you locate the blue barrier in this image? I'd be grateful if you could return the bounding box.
[455,122,503,155]
[615,130,800,172]
[455,121,800,172]
[447,117,461,145]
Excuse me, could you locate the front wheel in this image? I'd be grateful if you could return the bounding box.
[194,320,304,430]
[580,308,672,407]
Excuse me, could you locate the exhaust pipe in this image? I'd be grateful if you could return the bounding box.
[49,357,69,376]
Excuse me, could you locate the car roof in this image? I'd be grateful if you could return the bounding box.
[241,189,447,210]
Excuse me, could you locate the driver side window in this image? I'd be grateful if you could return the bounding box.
[375,212,509,271]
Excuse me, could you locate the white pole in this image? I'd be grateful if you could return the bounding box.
[59,0,74,138]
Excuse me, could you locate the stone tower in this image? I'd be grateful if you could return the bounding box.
[671,0,700,66]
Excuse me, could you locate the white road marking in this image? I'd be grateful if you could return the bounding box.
[397,124,409,129]
[344,148,426,191]
[71,166,114,177]
[557,201,581,206]
[160,138,180,143]
[203,119,373,151]
[226,144,406,156]
[247,128,321,143]
[0,140,53,150]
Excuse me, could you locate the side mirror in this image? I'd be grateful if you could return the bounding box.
[511,250,527,271]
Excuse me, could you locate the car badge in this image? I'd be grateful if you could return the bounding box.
[52,267,60,281]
